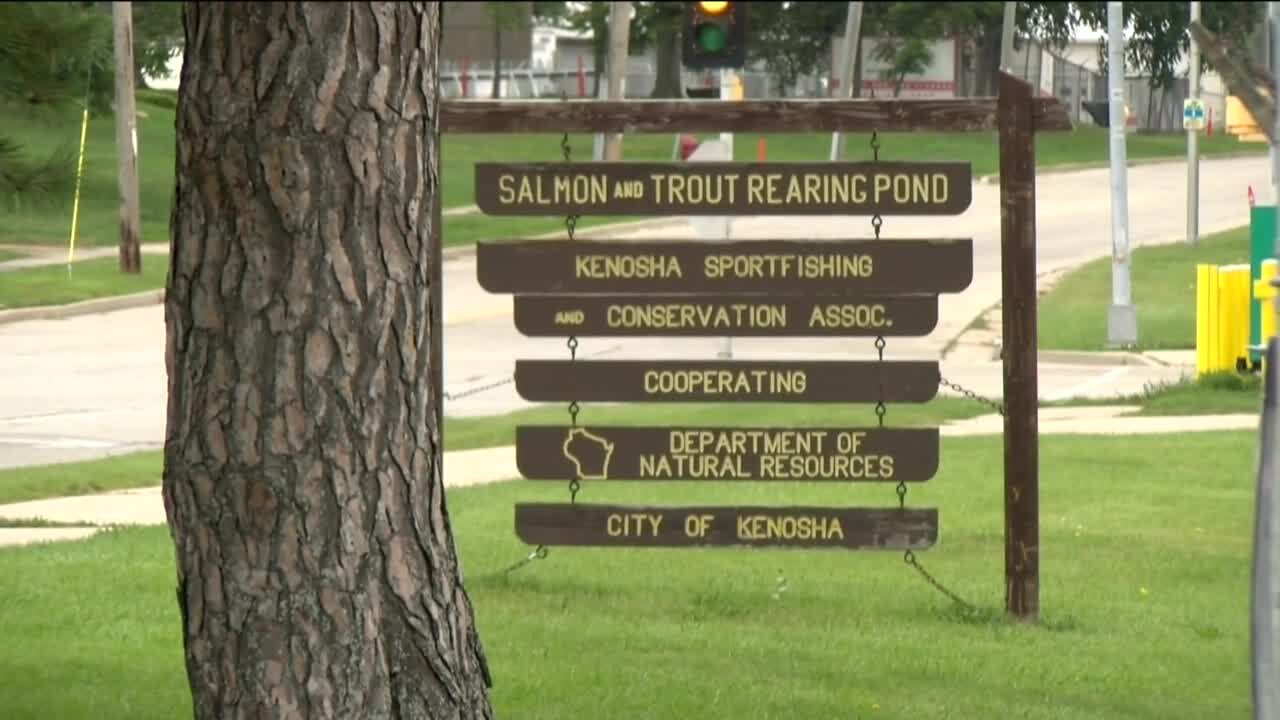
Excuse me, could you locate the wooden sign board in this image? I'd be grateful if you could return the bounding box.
[474,162,972,216]
[514,503,939,550]
[515,426,939,482]
[477,239,973,295]
[513,294,939,337]
[514,360,939,403]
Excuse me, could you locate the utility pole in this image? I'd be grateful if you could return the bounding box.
[1107,1,1136,347]
[1187,1,1201,246]
[603,1,632,161]
[829,2,863,161]
[1263,7,1280,720]
[112,1,142,274]
[1000,2,1018,73]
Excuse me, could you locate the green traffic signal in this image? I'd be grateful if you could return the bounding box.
[695,23,728,52]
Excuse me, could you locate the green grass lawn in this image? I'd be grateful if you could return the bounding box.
[0,248,27,262]
[0,99,176,249]
[0,255,167,310]
[0,431,1257,718]
[1124,372,1263,415]
[1039,225,1252,351]
[0,451,161,506]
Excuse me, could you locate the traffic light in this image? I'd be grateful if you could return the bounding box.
[681,1,747,70]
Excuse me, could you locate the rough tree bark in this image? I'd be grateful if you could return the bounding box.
[649,21,685,98]
[163,3,493,718]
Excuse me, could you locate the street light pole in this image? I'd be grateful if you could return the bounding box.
[829,2,863,161]
[1107,1,1137,347]
[1187,1,1200,246]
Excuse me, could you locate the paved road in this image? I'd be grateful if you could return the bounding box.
[0,156,1265,467]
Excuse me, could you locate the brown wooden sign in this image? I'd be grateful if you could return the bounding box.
[477,239,973,295]
[514,360,939,403]
[515,426,939,482]
[513,294,938,337]
[514,503,938,550]
[475,162,972,216]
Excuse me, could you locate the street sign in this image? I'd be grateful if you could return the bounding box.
[476,238,973,295]
[513,359,940,403]
[515,426,940,482]
[514,503,939,550]
[1184,98,1207,130]
[474,161,973,216]
[512,294,940,337]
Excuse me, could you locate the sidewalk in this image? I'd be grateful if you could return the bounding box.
[0,407,1258,548]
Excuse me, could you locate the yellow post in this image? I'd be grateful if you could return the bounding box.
[1218,266,1233,371]
[1197,264,1214,376]
[67,104,91,266]
[1257,259,1279,353]
[1223,265,1251,371]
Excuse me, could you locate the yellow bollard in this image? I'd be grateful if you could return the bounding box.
[1197,264,1216,376]
[1218,266,1233,371]
[1223,265,1252,371]
[1257,259,1278,349]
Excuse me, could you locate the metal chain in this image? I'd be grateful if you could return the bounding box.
[561,129,579,242]
[505,123,581,575]
[937,372,1006,416]
[501,544,548,575]
[904,550,979,612]
[567,336,581,503]
[870,130,883,239]
[869,129,969,611]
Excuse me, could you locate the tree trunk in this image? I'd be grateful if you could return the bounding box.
[650,25,685,98]
[492,23,503,98]
[164,4,493,718]
[851,40,863,98]
[973,21,1003,97]
[592,40,606,97]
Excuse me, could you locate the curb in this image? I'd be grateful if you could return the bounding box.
[0,289,165,326]
[1034,349,1165,367]
[977,150,1266,185]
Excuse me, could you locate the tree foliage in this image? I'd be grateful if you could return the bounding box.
[0,2,100,207]
[0,2,112,110]
[130,1,184,85]
[1073,1,1262,89]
